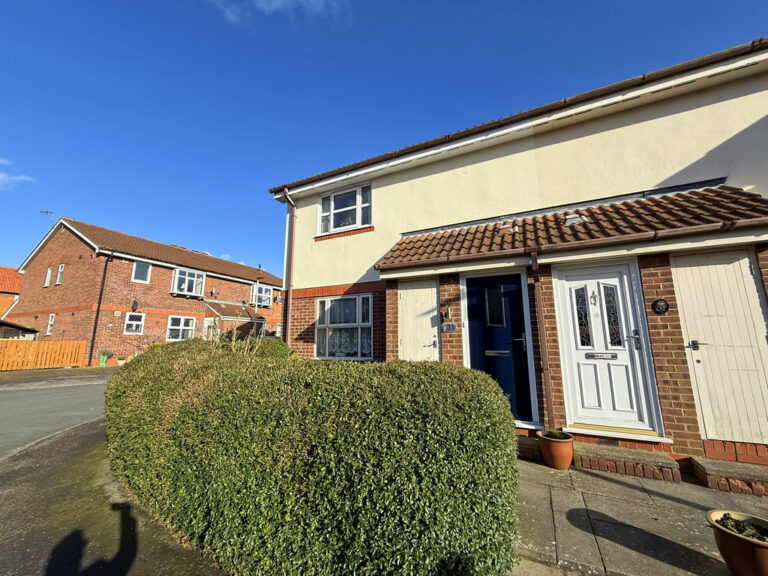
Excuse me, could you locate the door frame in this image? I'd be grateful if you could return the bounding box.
[552,258,665,435]
[459,268,540,428]
[398,277,441,362]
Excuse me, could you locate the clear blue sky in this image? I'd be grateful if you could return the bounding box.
[1,1,766,277]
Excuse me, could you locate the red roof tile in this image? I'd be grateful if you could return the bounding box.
[375,187,768,270]
[61,219,282,287]
[0,266,22,294]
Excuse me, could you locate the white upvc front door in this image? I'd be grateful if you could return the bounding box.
[554,262,659,431]
[398,279,440,361]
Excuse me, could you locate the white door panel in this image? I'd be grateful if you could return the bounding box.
[672,250,768,443]
[399,279,440,361]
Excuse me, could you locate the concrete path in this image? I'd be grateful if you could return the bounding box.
[0,419,224,576]
[0,367,115,461]
[516,458,768,575]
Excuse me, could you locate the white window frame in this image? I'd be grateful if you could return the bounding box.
[275,323,282,338]
[318,185,372,235]
[251,284,273,307]
[166,315,196,342]
[46,313,55,336]
[171,268,205,297]
[131,261,152,284]
[44,267,52,287]
[315,293,373,360]
[55,264,65,285]
[123,312,146,335]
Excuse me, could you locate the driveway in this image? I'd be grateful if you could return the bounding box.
[0,367,116,461]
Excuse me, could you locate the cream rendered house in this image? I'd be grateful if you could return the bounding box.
[271,38,768,465]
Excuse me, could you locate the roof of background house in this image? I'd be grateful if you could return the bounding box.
[0,318,37,333]
[375,186,768,270]
[205,300,264,321]
[55,218,282,286]
[0,266,22,294]
[270,37,768,195]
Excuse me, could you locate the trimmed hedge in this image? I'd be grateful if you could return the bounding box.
[106,339,518,575]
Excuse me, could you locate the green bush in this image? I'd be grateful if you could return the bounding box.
[106,339,518,575]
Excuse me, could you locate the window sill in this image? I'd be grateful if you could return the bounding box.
[315,226,374,242]
[170,292,204,299]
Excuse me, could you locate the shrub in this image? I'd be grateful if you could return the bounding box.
[106,339,518,575]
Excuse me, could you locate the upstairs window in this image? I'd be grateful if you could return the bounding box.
[44,267,52,287]
[251,285,273,307]
[55,264,64,285]
[167,316,195,341]
[319,185,371,234]
[171,268,204,297]
[315,294,372,360]
[132,262,152,284]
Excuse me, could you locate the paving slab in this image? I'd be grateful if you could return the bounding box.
[551,488,603,573]
[518,458,573,489]
[569,467,652,504]
[693,455,768,483]
[637,475,732,512]
[516,481,557,565]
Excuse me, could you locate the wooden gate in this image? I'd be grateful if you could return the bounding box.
[0,340,85,371]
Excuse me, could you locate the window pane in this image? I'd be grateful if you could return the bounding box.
[603,285,622,346]
[316,328,327,357]
[360,327,372,358]
[327,327,359,357]
[329,298,356,324]
[318,301,326,325]
[361,186,371,205]
[183,318,194,328]
[486,286,505,327]
[333,191,356,210]
[134,262,150,281]
[170,317,181,328]
[176,274,185,292]
[168,328,181,340]
[333,208,356,229]
[321,196,331,214]
[361,296,370,324]
[361,206,371,226]
[321,215,330,234]
[574,287,592,347]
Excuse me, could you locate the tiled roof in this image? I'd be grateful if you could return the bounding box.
[0,266,22,294]
[205,300,263,321]
[61,218,282,287]
[375,187,768,270]
[271,38,768,194]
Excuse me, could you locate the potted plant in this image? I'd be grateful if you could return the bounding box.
[536,429,574,470]
[98,349,113,367]
[707,510,768,575]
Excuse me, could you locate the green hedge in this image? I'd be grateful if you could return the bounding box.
[106,339,518,575]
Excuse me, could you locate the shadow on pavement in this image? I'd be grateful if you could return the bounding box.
[46,503,137,576]
[567,509,724,575]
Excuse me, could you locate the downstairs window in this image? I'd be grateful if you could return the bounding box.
[315,294,372,360]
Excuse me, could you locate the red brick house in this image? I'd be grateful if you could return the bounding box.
[270,39,768,472]
[8,218,283,365]
[0,266,22,319]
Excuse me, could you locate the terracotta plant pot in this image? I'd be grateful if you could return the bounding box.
[536,430,574,470]
[707,510,768,576]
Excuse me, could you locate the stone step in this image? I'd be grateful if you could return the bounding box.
[517,435,541,461]
[573,441,681,482]
[692,455,768,496]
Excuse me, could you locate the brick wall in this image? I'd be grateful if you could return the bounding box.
[385,280,398,361]
[437,275,463,366]
[637,254,704,456]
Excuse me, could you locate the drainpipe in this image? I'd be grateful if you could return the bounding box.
[284,187,296,345]
[88,251,113,367]
[530,248,556,430]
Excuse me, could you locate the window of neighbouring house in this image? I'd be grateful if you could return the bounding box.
[124,312,145,335]
[315,294,372,359]
[171,268,205,297]
[46,313,55,335]
[55,264,64,285]
[167,316,195,341]
[275,323,282,338]
[132,262,152,284]
[44,267,52,287]
[251,284,273,307]
[319,185,372,235]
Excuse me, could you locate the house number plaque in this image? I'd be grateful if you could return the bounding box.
[442,323,458,333]
[585,352,618,360]
[651,298,670,315]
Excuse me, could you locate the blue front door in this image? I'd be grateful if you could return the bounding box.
[467,274,533,422]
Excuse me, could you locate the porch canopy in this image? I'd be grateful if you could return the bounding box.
[204,300,262,322]
[375,186,768,271]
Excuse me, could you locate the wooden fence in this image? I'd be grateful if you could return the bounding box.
[0,340,86,371]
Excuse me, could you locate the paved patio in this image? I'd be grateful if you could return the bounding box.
[516,458,768,575]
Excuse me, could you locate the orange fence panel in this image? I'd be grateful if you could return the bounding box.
[0,340,86,371]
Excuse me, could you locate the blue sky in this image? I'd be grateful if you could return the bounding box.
[1,1,766,277]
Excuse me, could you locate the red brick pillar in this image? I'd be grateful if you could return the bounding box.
[637,254,704,456]
[385,280,399,361]
[438,275,464,366]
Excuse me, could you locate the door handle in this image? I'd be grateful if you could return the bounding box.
[623,329,641,350]
[423,340,438,348]
[686,340,708,351]
[512,336,527,352]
